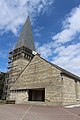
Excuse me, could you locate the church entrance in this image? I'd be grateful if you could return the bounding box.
[28,88,45,102]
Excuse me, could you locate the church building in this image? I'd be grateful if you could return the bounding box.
[7,16,80,106]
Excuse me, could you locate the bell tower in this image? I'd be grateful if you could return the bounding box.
[7,16,36,96]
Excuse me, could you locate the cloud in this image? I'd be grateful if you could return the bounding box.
[0,0,54,35]
[52,5,80,44]
[37,44,53,58]
[52,43,80,75]
[34,26,44,37]
[36,5,80,76]
[0,50,8,58]
[37,41,80,76]
[54,43,80,57]
[36,43,80,76]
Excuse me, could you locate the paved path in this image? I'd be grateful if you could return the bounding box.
[0,104,80,120]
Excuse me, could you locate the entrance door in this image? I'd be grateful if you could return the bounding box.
[28,88,45,102]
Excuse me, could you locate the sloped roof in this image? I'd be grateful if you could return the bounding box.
[10,55,80,90]
[40,56,80,81]
[15,16,35,51]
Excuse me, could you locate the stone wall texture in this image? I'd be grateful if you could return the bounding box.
[10,55,80,106]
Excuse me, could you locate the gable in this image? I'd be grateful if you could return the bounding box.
[10,55,61,90]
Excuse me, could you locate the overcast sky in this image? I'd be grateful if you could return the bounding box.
[0,0,80,76]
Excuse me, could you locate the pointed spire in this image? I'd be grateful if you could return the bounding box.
[15,16,35,51]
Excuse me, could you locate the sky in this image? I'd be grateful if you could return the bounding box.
[0,0,80,76]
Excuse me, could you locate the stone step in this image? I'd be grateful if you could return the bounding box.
[21,101,46,106]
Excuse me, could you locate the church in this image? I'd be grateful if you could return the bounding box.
[6,16,80,106]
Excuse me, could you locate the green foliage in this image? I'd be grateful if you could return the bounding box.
[0,73,5,99]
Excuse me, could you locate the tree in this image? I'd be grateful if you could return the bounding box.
[0,73,5,99]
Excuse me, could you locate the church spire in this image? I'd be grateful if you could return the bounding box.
[15,16,35,51]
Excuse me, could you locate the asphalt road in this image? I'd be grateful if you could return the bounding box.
[0,104,80,120]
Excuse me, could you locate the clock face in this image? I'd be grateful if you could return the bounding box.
[32,51,37,55]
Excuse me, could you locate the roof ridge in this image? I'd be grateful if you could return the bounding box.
[39,56,80,80]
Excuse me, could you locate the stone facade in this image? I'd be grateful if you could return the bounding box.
[7,16,80,106]
[10,55,80,106]
[9,58,29,86]
[62,75,79,105]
